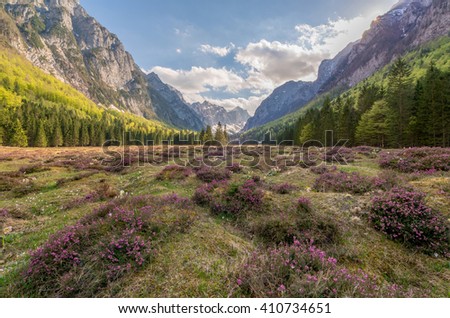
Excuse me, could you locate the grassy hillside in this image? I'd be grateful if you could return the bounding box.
[242,36,450,142]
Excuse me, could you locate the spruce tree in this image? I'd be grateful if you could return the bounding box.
[9,118,28,147]
[204,125,213,142]
[386,58,413,147]
[51,120,63,147]
[34,121,48,147]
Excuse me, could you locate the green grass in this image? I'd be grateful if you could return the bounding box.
[0,146,448,297]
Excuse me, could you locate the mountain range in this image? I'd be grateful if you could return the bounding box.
[0,0,238,131]
[244,0,450,131]
[0,0,449,136]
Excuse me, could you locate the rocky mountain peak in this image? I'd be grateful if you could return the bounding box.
[244,0,449,131]
[1,0,206,130]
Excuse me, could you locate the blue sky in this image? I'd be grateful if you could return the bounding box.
[80,0,398,113]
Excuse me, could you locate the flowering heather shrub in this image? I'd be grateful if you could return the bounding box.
[372,170,402,191]
[271,183,297,194]
[313,171,375,194]
[297,197,312,214]
[22,194,196,297]
[0,208,8,218]
[310,165,337,175]
[226,163,243,173]
[195,166,232,183]
[323,147,355,164]
[379,148,450,172]
[236,239,410,298]
[354,146,379,158]
[192,180,227,206]
[19,164,50,174]
[211,179,264,216]
[193,179,264,216]
[156,165,192,181]
[101,229,148,281]
[369,188,449,256]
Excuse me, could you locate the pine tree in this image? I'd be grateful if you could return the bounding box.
[9,118,28,147]
[34,121,48,147]
[204,125,213,142]
[356,101,390,147]
[386,58,413,147]
[214,122,226,144]
[223,124,229,143]
[80,122,90,146]
[299,123,314,145]
[51,119,63,147]
[199,129,205,144]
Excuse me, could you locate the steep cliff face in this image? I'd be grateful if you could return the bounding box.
[321,0,449,90]
[243,81,317,131]
[0,0,204,130]
[147,72,204,130]
[190,101,250,133]
[244,0,450,131]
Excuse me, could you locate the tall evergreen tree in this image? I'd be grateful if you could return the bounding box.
[34,121,48,147]
[204,125,213,142]
[9,118,28,147]
[386,58,413,147]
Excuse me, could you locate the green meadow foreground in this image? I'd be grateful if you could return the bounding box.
[0,146,448,297]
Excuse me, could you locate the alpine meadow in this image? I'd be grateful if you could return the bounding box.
[0,0,449,302]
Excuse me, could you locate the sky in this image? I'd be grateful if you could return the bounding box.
[80,0,398,114]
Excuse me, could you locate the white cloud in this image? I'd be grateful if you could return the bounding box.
[235,40,328,84]
[295,16,372,57]
[176,48,182,54]
[199,43,235,57]
[150,66,247,95]
[152,9,391,114]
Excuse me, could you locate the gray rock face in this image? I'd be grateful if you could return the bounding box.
[243,81,318,131]
[0,0,204,130]
[244,0,450,131]
[147,73,204,131]
[320,0,448,90]
[190,101,250,133]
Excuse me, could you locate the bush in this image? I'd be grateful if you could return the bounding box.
[192,180,226,206]
[226,163,243,173]
[271,183,297,194]
[236,239,410,297]
[19,164,50,174]
[369,188,449,256]
[195,166,231,183]
[313,171,375,194]
[310,165,337,175]
[297,197,312,214]
[379,148,450,172]
[193,179,264,217]
[156,165,192,181]
[22,194,196,297]
[211,179,264,216]
[323,147,355,164]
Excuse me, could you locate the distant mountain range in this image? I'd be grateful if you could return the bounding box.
[244,0,450,131]
[190,101,250,134]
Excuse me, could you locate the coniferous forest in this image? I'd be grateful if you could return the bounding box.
[283,60,450,148]
[0,49,197,147]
